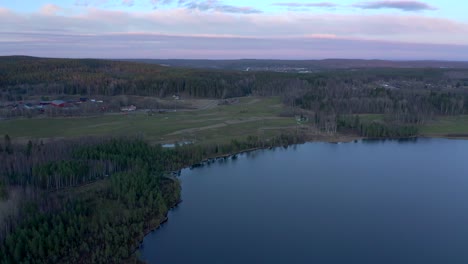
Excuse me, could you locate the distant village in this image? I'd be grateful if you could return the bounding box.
[0,94,190,119]
[1,97,112,116]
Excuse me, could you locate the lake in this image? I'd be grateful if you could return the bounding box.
[140,138,468,264]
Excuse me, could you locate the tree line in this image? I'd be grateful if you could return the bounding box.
[0,56,254,101]
[2,57,468,136]
[0,133,307,263]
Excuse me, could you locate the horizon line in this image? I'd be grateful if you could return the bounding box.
[3,55,468,63]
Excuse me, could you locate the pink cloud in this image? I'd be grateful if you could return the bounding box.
[1,5,468,59]
[0,7,10,14]
[2,31,468,60]
[2,6,467,44]
[74,0,108,7]
[304,34,338,39]
[40,4,62,15]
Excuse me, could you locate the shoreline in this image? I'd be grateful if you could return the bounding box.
[127,199,182,263]
[126,134,468,262]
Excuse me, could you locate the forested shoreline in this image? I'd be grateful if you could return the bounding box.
[0,134,306,263]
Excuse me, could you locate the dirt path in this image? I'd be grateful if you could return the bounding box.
[247,98,261,105]
[200,100,219,110]
[168,123,227,135]
[224,116,281,124]
[187,99,219,110]
[168,117,283,135]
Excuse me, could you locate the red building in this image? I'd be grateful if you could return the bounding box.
[51,100,66,107]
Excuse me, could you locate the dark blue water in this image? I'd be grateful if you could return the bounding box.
[140,138,468,264]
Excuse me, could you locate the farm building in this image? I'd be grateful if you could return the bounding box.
[121,105,137,112]
[51,100,66,107]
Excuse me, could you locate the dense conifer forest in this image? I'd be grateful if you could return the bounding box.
[0,134,304,263]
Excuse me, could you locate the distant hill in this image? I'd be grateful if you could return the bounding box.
[2,56,468,103]
[0,56,256,100]
[2,55,468,126]
[122,59,468,71]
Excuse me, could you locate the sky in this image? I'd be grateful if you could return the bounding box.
[1,0,468,60]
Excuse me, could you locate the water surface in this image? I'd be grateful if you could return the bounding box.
[140,138,468,264]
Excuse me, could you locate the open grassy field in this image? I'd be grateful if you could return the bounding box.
[0,97,298,145]
[357,114,468,137]
[2,97,468,144]
[420,115,468,136]
[344,113,468,139]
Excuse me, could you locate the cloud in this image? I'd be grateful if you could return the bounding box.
[2,6,466,42]
[353,1,437,11]
[2,31,468,60]
[150,0,174,7]
[272,2,337,8]
[122,0,134,7]
[39,4,62,15]
[1,5,468,59]
[182,0,262,14]
[148,0,260,14]
[74,0,109,7]
[305,33,337,39]
[11,7,468,34]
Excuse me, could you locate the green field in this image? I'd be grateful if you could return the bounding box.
[0,97,297,144]
[357,114,468,137]
[2,98,468,144]
[420,115,468,136]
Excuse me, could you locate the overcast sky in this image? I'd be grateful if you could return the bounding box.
[1,0,467,60]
